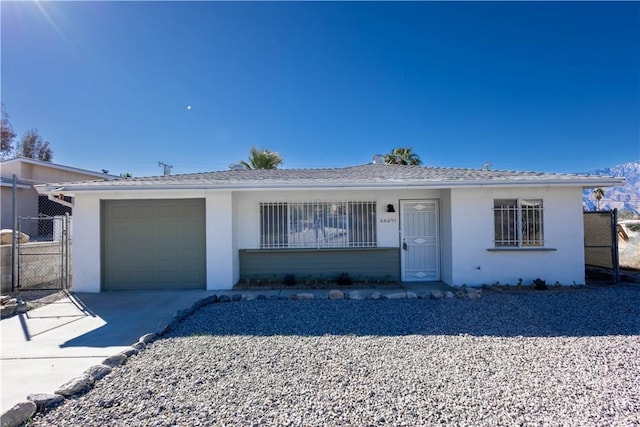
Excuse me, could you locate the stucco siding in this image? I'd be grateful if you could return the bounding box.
[73,195,101,292]
[12,162,107,183]
[1,187,38,229]
[1,158,113,184]
[68,184,587,292]
[0,161,22,177]
[439,189,453,285]
[449,187,586,286]
[205,192,234,289]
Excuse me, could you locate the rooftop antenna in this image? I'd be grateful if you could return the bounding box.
[158,161,173,176]
[482,161,492,171]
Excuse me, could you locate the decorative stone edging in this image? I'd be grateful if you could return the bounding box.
[0,288,481,426]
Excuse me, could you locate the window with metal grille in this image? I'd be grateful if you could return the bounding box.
[493,199,544,247]
[260,201,377,249]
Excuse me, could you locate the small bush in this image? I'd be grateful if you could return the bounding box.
[532,278,548,290]
[336,273,353,286]
[283,274,296,286]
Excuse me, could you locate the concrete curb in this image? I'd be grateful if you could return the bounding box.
[0,288,481,426]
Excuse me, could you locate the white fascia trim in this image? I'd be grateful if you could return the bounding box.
[34,178,625,194]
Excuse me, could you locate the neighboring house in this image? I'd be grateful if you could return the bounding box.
[35,162,624,292]
[1,157,116,233]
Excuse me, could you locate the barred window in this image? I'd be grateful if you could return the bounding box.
[494,199,544,247]
[260,201,377,249]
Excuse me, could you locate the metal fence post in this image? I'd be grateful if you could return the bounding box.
[612,209,620,283]
[65,213,70,290]
[11,174,17,292]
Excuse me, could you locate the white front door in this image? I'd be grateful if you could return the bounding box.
[400,200,440,281]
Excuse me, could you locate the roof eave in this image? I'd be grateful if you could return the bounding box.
[2,156,119,179]
[34,177,626,194]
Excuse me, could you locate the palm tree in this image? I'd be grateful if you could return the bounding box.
[593,188,605,211]
[238,147,284,170]
[384,147,422,166]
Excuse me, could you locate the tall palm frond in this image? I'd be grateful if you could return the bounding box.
[384,147,422,166]
[239,147,284,170]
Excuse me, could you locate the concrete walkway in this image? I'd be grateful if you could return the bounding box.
[1,283,452,414]
[0,290,214,414]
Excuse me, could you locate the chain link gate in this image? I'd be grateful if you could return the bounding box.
[17,214,71,291]
[583,209,619,283]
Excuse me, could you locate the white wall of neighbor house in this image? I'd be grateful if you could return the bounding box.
[449,186,586,287]
[71,189,235,292]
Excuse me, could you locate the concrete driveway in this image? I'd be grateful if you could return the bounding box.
[0,290,215,414]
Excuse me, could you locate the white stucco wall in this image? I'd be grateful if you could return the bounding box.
[72,195,101,292]
[449,186,586,286]
[206,192,234,288]
[70,185,586,292]
[439,189,453,285]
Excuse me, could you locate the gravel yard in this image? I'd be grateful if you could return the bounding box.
[30,284,639,426]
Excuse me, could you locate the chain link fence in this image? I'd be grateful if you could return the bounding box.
[2,175,74,293]
[17,214,71,291]
[583,210,619,282]
[13,194,73,291]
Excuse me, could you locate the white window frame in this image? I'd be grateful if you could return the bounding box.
[493,199,544,247]
[260,201,377,249]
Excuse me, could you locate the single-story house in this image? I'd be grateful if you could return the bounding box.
[35,162,624,292]
[1,156,116,233]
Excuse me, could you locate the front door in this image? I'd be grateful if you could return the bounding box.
[400,200,440,281]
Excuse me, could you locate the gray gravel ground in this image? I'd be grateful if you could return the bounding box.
[30,284,639,426]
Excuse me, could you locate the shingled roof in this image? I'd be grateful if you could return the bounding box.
[35,163,625,193]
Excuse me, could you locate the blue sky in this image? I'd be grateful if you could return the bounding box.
[2,1,638,177]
